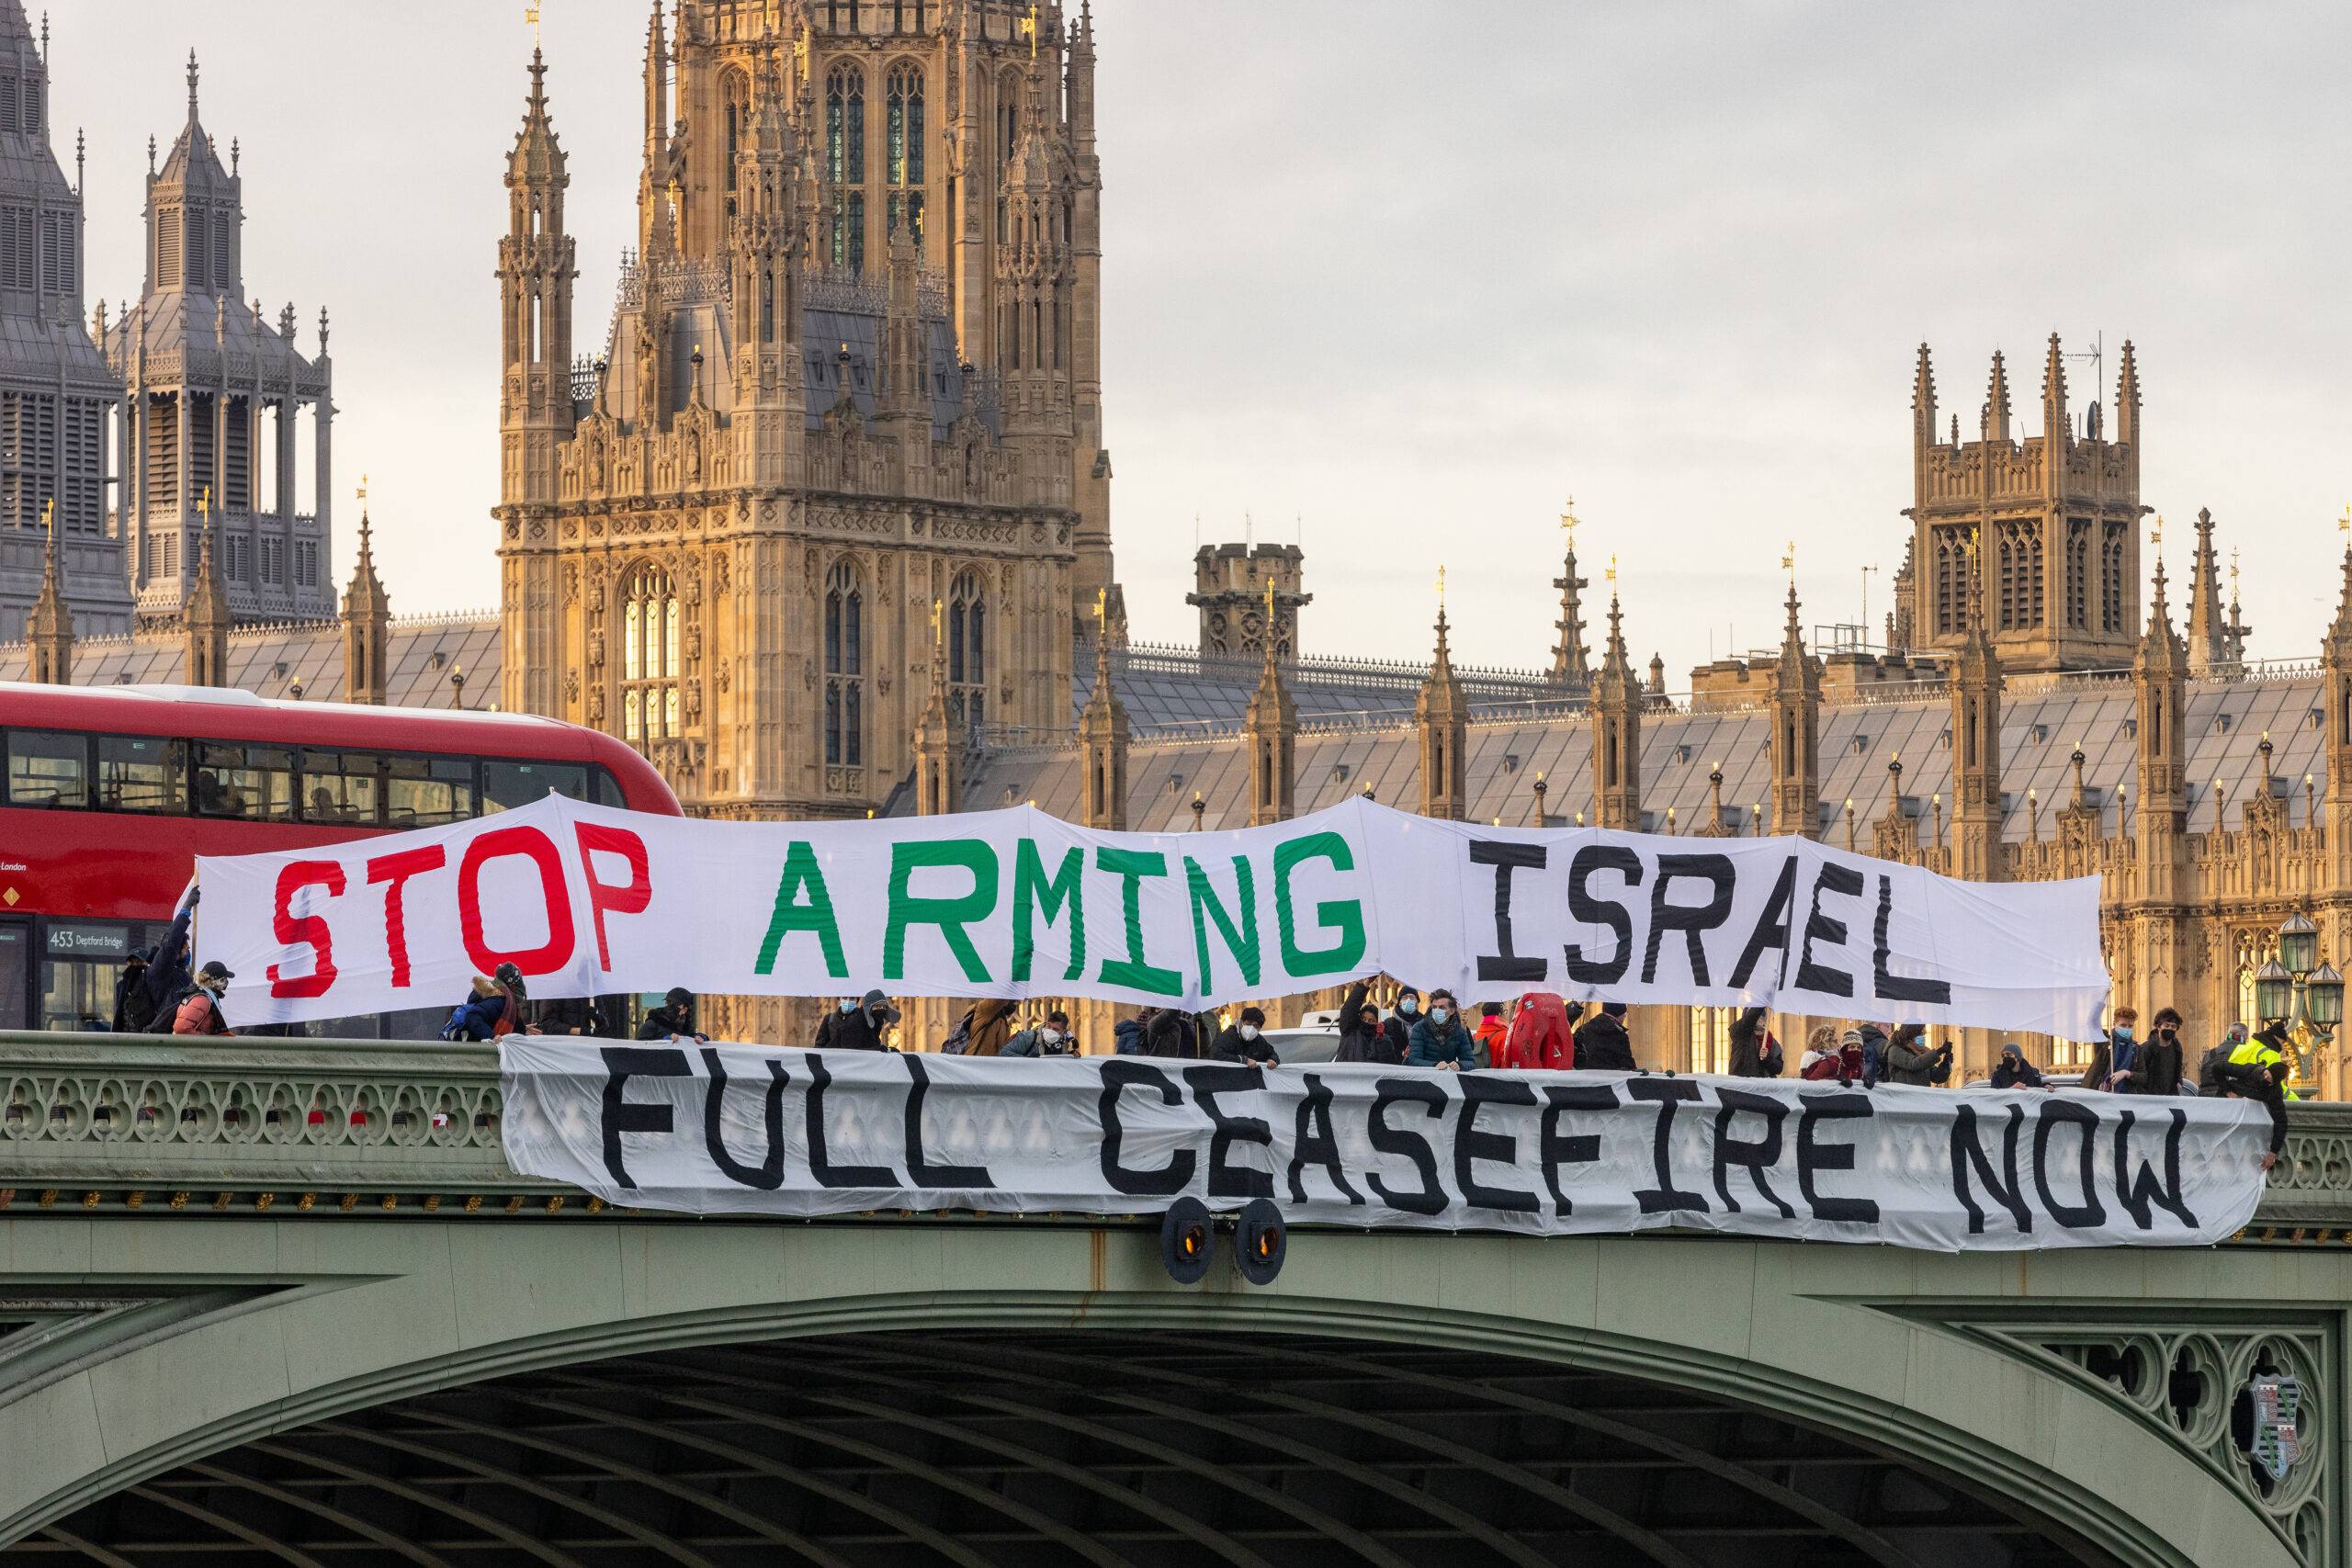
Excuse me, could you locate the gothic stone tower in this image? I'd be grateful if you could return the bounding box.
[0,3,134,641]
[108,53,335,628]
[1904,336,2143,673]
[498,1,1107,826]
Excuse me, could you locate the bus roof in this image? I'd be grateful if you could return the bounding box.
[0,682,561,727]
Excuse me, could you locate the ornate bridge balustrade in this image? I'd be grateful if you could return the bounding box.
[0,1032,2345,1568]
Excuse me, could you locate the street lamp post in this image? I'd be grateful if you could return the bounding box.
[2255,912,2346,1096]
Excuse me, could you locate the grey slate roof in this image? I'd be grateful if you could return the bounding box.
[1070,638,1567,740]
[945,669,2332,843]
[0,612,500,709]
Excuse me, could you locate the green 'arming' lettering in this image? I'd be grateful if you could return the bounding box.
[1185,854,1261,991]
[754,840,848,977]
[1274,830,1366,976]
[883,839,1001,983]
[1012,839,1086,982]
[1093,845,1183,996]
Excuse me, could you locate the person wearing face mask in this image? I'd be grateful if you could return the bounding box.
[171,960,237,1036]
[827,988,899,1051]
[1384,986,1424,1063]
[2130,1007,2185,1095]
[1334,979,1400,1065]
[811,997,858,1051]
[1405,988,1472,1068]
[2079,1004,2135,1092]
[637,987,708,1044]
[1212,1006,1278,1066]
[1003,1009,1079,1057]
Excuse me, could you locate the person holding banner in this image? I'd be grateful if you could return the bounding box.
[636,987,710,1045]
[1211,1007,1277,1066]
[1405,989,1474,1069]
[826,989,899,1052]
[1575,1002,1637,1072]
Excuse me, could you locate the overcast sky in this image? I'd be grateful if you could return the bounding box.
[50,2,2352,683]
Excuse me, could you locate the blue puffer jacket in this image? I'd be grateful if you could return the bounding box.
[444,989,522,1042]
[1113,1016,1145,1055]
[1405,1015,1471,1068]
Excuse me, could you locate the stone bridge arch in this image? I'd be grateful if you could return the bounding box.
[0,1214,2328,1566]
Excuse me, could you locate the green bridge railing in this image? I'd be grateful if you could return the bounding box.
[0,1032,2347,1239]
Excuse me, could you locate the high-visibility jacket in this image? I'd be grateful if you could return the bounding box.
[2231,1038,2287,1072]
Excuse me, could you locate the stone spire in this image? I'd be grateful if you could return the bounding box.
[2114,338,2142,453]
[2134,528,2189,900]
[1077,613,1130,830]
[2321,520,2352,884]
[1416,578,1469,819]
[1768,578,1820,838]
[1591,568,1643,829]
[1549,502,1590,691]
[2039,332,2068,448]
[1983,349,2011,443]
[340,497,390,705]
[2224,547,2252,668]
[183,502,231,687]
[2184,507,2225,676]
[636,0,671,258]
[1243,582,1296,826]
[1950,527,2005,880]
[26,502,70,685]
[912,598,959,817]
[1912,342,1938,452]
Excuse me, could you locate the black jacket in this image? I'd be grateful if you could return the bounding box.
[533,996,602,1036]
[1335,982,1399,1066]
[1212,1024,1276,1066]
[825,1006,891,1051]
[1726,1007,1780,1077]
[2131,1035,2185,1096]
[1574,1012,1636,1073]
[1144,1009,1206,1058]
[636,1004,705,1043]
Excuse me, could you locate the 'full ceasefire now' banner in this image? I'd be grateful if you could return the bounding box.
[198,792,2108,1036]
[497,1044,2268,1250]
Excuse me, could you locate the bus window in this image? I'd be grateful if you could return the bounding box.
[594,766,626,807]
[96,736,187,814]
[0,922,27,1030]
[301,750,384,827]
[6,730,90,809]
[196,744,297,821]
[386,755,474,827]
[481,759,591,813]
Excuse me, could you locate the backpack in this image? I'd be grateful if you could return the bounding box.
[938,1006,976,1055]
[118,968,162,1033]
[1860,1032,1886,1089]
[439,1003,472,1042]
[1502,993,1574,1071]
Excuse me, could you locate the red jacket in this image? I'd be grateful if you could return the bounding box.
[1498,993,1575,1071]
[172,990,232,1037]
[1473,1015,1510,1066]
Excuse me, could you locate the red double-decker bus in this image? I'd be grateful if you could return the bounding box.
[0,682,681,1035]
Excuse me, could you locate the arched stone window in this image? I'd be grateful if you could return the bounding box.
[620,564,680,746]
[947,569,986,730]
[721,68,751,217]
[826,65,866,271]
[887,62,926,242]
[824,560,865,767]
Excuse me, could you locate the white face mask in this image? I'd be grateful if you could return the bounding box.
[1398,998,1419,1017]
[1041,1027,1063,1043]
[1239,1023,1261,1041]
[840,998,857,1014]
[1430,1007,1453,1025]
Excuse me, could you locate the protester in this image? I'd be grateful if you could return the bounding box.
[1724,1006,1780,1077]
[125,889,200,1034]
[1336,988,1396,1065]
[636,986,708,1043]
[1113,1010,1148,1055]
[2132,1007,2186,1096]
[2199,1022,2250,1097]
[1210,1006,1277,1066]
[1574,1001,1637,1072]
[533,992,602,1036]
[2079,1005,2135,1092]
[1003,1009,1079,1057]
[1857,1022,1888,1088]
[443,964,537,1041]
[1143,1007,1206,1057]
[1881,1023,1951,1088]
[811,997,857,1051]
[2211,1033,2290,1169]
[112,947,153,1033]
[171,959,235,1036]
[1500,992,1575,1071]
[1405,988,1473,1068]
[964,998,1018,1057]
[822,988,897,1050]
[1799,1025,1846,1081]
[1472,1001,1510,1070]
[1990,1043,2048,1089]
[1384,986,1423,1062]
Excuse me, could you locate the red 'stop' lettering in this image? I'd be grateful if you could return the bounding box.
[575,821,651,972]
[268,861,346,999]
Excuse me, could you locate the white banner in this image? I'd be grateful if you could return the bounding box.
[198,793,2108,1037]
[497,1043,2270,1250]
